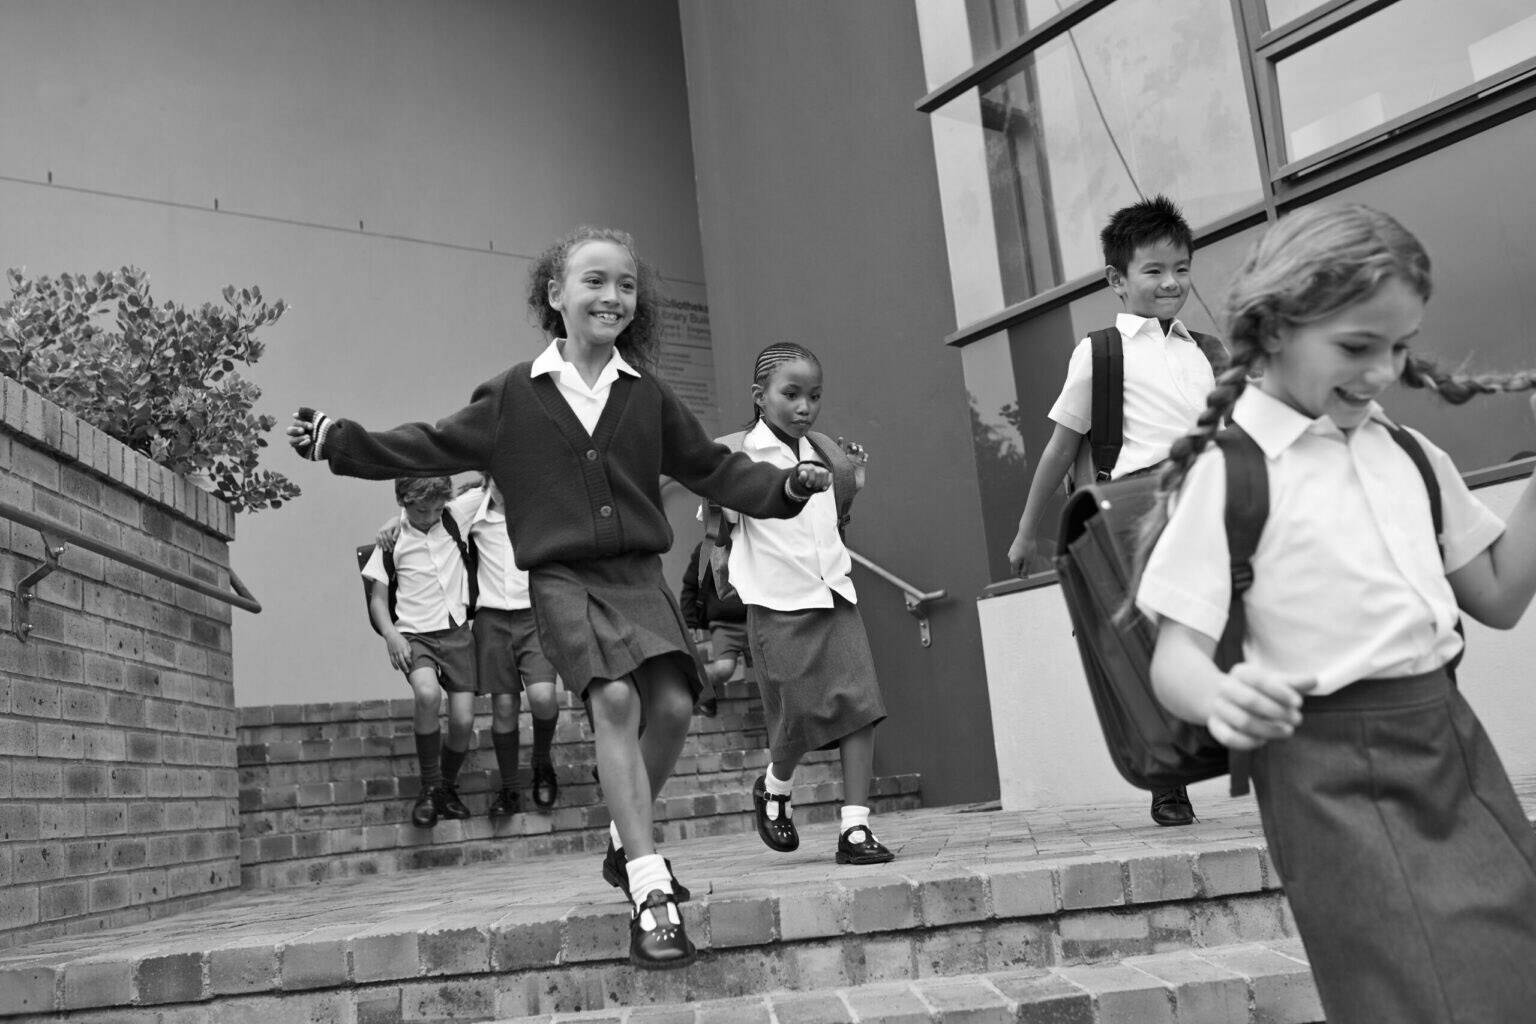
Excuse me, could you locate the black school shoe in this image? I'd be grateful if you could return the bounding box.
[487,787,521,818]
[1150,786,1195,826]
[435,784,472,820]
[752,775,800,853]
[531,758,559,810]
[410,787,440,829]
[836,824,894,865]
[601,841,693,903]
[629,889,696,970]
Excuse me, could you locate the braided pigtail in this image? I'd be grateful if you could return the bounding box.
[1401,356,1536,404]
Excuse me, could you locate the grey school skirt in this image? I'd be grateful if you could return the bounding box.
[528,553,706,701]
[1251,667,1536,1024]
[747,594,886,764]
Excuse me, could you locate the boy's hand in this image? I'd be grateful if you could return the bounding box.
[1205,664,1315,751]
[836,436,869,491]
[383,629,412,674]
[376,519,402,553]
[287,406,332,461]
[787,462,832,500]
[1007,529,1038,578]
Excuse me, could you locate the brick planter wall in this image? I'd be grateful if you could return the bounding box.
[0,377,241,950]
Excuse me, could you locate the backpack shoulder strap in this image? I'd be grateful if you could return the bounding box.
[439,510,478,617]
[1214,423,1269,797]
[1188,330,1230,375]
[704,430,750,544]
[1383,424,1443,545]
[806,430,859,530]
[1089,327,1123,482]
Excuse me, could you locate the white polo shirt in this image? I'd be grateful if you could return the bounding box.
[361,510,470,633]
[450,488,530,610]
[1136,387,1504,694]
[727,420,856,611]
[1050,313,1216,478]
[529,338,640,434]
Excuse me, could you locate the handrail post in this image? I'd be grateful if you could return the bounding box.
[848,550,946,648]
[12,531,66,642]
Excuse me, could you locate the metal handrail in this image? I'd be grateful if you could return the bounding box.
[849,549,947,648]
[0,497,260,642]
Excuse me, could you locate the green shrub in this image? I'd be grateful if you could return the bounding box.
[0,266,300,513]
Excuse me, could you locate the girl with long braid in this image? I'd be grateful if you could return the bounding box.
[724,342,893,865]
[1133,204,1536,1023]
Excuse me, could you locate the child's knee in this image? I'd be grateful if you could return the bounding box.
[491,693,519,725]
[408,673,441,708]
[587,679,638,725]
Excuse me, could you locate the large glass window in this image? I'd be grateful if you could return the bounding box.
[1263,0,1330,32]
[914,0,1076,88]
[1277,0,1536,161]
[928,0,1262,307]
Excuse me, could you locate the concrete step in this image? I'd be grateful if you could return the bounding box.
[488,939,1323,1023]
[239,774,924,889]
[0,799,1307,1023]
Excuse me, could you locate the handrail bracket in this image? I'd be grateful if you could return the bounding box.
[13,531,66,643]
[904,593,934,648]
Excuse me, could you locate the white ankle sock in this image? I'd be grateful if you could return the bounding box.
[609,820,622,851]
[625,853,677,927]
[763,765,793,820]
[841,804,871,839]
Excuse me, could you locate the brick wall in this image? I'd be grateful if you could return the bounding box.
[0,376,241,950]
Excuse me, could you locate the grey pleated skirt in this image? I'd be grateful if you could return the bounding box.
[746,594,886,764]
[528,553,706,701]
[1251,667,1536,1024]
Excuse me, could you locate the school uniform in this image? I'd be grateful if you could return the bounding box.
[1051,313,1216,479]
[360,511,477,692]
[680,541,749,662]
[1138,387,1536,1023]
[321,340,805,700]
[449,488,557,696]
[729,420,886,763]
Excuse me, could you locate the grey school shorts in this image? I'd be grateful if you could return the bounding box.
[404,622,477,693]
[472,607,557,695]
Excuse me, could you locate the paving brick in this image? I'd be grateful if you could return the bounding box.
[561,904,629,962]
[1124,852,1198,905]
[767,990,854,1024]
[917,924,989,977]
[1055,963,1174,1024]
[1126,951,1249,1024]
[279,938,348,990]
[350,929,422,982]
[841,981,928,1024]
[1200,944,1321,1024]
[1057,857,1126,911]
[987,969,1096,1023]
[778,884,844,940]
[0,965,58,1015]
[61,957,134,1009]
[845,878,918,934]
[694,995,771,1024]
[988,864,1059,919]
[708,893,776,948]
[209,942,279,995]
[400,977,497,1021]
[1194,846,1265,898]
[917,871,989,927]
[135,951,206,1004]
[912,974,1015,1023]
[420,925,489,975]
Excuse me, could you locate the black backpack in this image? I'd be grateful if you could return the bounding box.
[1055,420,1450,797]
[1082,325,1227,485]
[355,510,478,633]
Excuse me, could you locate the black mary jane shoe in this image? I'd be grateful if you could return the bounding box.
[410,787,440,829]
[835,824,894,865]
[531,758,559,810]
[1150,786,1195,827]
[629,889,696,970]
[601,841,692,903]
[434,784,472,820]
[752,775,799,853]
[487,787,521,818]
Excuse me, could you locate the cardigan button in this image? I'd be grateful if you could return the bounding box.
[586,449,598,461]
[598,505,613,518]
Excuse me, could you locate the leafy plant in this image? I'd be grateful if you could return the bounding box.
[0,266,300,512]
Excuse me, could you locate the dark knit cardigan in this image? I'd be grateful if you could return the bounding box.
[323,364,803,570]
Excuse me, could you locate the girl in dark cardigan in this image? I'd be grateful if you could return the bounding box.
[289,226,830,970]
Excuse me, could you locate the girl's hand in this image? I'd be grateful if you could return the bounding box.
[837,436,869,490]
[792,462,833,496]
[1007,528,1038,578]
[1205,663,1315,751]
[287,407,332,460]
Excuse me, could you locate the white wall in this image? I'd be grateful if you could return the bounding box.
[983,473,1536,810]
[0,0,708,705]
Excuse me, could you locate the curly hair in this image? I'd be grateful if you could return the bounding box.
[748,342,822,425]
[1126,203,1534,603]
[1101,194,1194,274]
[526,226,664,370]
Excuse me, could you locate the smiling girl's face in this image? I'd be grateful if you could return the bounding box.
[548,239,637,351]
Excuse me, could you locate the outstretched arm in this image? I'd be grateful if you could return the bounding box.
[1151,619,1313,750]
[1007,423,1084,576]
[1449,397,1536,627]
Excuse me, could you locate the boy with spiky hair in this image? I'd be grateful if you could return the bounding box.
[1006,194,1225,827]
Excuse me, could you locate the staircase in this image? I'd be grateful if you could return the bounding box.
[235,678,922,889]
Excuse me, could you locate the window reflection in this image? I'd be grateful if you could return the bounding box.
[928,0,1260,310]
[1263,0,1329,32]
[915,0,1073,89]
[1278,0,1536,161]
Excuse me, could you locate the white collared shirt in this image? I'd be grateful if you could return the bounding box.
[1050,313,1216,478]
[361,510,470,633]
[529,338,641,435]
[1137,387,1504,694]
[727,421,856,611]
[450,488,530,609]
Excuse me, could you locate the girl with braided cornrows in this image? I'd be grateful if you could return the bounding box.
[289,227,833,970]
[1133,203,1536,1023]
[721,342,894,865]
